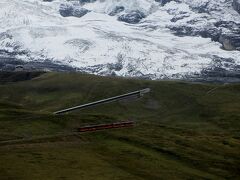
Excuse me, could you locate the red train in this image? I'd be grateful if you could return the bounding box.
[77,121,134,132]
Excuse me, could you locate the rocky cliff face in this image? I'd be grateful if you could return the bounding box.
[59,3,90,17]
[233,0,240,14]
[220,34,240,51]
[169,20,240,51]
[164,1,240,51]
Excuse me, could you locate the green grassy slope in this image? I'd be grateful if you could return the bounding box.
[0,72,239,179]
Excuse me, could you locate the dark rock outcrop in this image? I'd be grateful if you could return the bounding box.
[0,56,77,72]
[118,10,146,24]
[170,14,190,22]
[219,34,240,50]
[214,21,240,31]
[79,0,96,4]
[109,6,125,16]
[59,4,74,17]
[155,0,174,6]
[186,55,240,83]
[168,26,220,40]
[168,20,240,51]
[233,0,240,14]
[73,7,89,18]
[59,4,89,18]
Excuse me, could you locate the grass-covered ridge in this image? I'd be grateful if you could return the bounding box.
[0,72,239,179]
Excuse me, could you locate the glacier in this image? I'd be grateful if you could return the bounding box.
[0,0,239,81]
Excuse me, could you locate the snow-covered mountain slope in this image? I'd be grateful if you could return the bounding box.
[0,0,239,81]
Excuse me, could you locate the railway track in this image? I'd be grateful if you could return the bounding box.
[0,121,134,146]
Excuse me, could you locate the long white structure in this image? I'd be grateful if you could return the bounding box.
[54,88,150,114]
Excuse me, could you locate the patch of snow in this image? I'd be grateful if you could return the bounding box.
[0,0,239,79]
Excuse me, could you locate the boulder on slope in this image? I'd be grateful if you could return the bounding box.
[118,10,146,24]
[59,4,89,18]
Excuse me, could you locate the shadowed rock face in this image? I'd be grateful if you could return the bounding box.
[59,4,89,18]
[109,6,125,16]
[168,21,240,51]
[220,34,240,51]
[59,4,74,17]
[79,0,96,4]
[0,56,77,72]
[118,11,146,24]
[155,0,174,6]
[215,21,240,50]
[233,0,240,14]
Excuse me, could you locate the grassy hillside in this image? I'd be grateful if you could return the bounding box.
[0,72,239,179]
